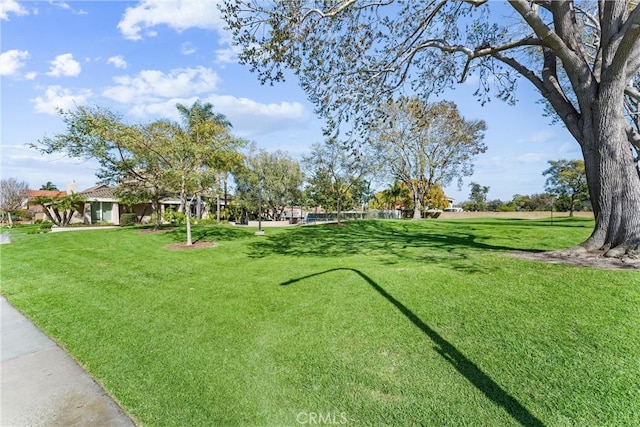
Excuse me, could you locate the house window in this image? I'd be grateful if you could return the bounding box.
[91,202,112,223]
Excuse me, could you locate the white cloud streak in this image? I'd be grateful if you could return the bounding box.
[102,66,220,103]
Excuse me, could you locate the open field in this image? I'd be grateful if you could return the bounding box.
[1,218,638,426]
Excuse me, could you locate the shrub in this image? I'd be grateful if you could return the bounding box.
[163,208,186,225]
[120,213,137,226]
[197,217,218,226]
[39,221,53,230]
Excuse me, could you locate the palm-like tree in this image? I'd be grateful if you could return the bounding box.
[170,101,244,244]
[39,181,58,191]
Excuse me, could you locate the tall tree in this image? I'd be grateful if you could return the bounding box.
[468,182,490,211]
[369,98,486,219]
[303,141,376,224]
[543,159,589,216]
[162,101,244,245]
[223,0,640,258]
[0,178,29,226]
[235,148,304,221]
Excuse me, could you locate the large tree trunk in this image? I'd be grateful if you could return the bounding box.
[412,188,422,220]
[580,100,640,257]
[412,198,422,220]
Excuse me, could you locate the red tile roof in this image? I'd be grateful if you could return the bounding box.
[28,190,67,199]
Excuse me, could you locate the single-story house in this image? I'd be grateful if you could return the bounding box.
[79,184,228,225]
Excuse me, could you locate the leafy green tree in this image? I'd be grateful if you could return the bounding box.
[369,97,486,219]
[223,0,640,257]
[543,159,589,216]
[487,199,506,212]
[159,101,244,245]
[303,141,376,224]
[0,178,30,226]
[235,147,304,220]
[467,182,490,211]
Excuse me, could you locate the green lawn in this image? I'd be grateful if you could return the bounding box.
[1,218,638,426]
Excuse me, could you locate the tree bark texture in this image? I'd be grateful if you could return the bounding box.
[580,105,640,256]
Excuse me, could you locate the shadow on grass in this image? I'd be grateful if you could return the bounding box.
[247,220,544,268]
[168,225,256,243]
[439,217,593,229]
[281,268,545,427]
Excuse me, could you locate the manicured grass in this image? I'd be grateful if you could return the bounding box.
[1,218,638,426]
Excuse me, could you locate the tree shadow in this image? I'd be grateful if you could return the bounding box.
[281,268,545,427]
[247,221,545,269]
[439,217,593,229]
[169,225,256,243]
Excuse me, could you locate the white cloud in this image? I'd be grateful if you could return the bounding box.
[0,49,29,76]
[25,71,37,80]
[127,94,308,137]
[51,1,70,10]
[528,129,555,143]
[207,94,308,136]
[47,53,81,77]
[50,1,88,15]
[118,0,225,40]
[107,55,127,69]
[0,0,29,20]
[210,95,306,121]
[31,85,92,114]
[214,44,242,65]
[517,152,545,163]
[181,42,196,55]
[102,66,220,103]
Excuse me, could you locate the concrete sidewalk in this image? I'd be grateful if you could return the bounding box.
[1,296,135,426]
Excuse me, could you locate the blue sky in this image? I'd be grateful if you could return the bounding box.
[1,0,582,203]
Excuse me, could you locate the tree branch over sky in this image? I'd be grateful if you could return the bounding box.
[222,0,640,258]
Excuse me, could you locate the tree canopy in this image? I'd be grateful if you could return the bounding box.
[543,159,589,216]
[32,102,245,240]
[303,141,376,223]
[368,97,486,219]
[235,147,305,221]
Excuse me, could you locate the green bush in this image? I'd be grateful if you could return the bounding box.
[197,217,218,226]
[163,208,186,225]
[39,221,53,231]
[120,213,138,226]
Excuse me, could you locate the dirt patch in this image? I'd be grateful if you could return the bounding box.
[510,251,640,271]
[163,241,218,250]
